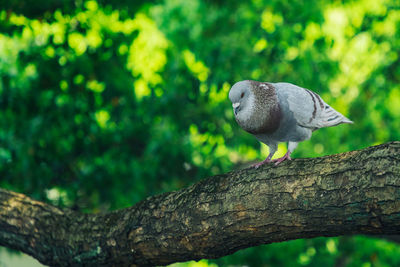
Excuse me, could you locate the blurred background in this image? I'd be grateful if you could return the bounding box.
[1,0,400,266]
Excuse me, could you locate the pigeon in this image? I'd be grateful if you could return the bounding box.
[229,80,353,168]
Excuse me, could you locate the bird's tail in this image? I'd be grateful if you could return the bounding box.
[321,105,353,127]
[340,117,353,124]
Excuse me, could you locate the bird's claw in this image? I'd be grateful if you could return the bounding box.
[271,153,292,165]
[252,158,271,169]
[252,151,292,168]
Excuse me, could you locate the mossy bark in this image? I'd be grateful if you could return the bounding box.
[1,142,400,266]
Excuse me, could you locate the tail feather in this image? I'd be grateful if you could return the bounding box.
[341,117,354,124]
[320,106,353,127]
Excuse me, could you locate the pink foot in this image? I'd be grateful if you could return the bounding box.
[252,158,271,169]
[271,152,292,165]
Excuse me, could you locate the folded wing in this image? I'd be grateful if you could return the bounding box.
[277,83,353,129]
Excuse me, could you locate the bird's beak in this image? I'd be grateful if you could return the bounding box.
[232,102,240,115]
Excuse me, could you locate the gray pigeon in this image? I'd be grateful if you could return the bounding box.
[229,80,353,168]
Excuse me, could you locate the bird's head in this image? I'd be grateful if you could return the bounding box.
[229,80,254,117]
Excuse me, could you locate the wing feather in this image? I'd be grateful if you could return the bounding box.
[275,83,353,129]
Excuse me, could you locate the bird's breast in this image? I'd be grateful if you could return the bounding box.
[236,103,282,135]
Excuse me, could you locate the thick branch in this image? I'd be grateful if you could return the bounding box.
[1,142,400,266]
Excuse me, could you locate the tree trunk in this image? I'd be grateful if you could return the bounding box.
[1,142,400,266]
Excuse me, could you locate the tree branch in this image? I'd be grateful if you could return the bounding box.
[1,142,400,266]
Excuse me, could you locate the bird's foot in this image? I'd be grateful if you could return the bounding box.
[252,158,271,169]
[271,152,292,166]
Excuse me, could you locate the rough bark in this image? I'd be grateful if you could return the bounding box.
[1,142,400,266]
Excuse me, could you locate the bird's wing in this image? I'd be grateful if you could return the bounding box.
[275,83,352,129]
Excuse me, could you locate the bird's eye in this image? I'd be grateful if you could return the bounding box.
[240,92,244,98]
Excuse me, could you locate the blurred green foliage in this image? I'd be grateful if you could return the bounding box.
[1,0,400,266]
